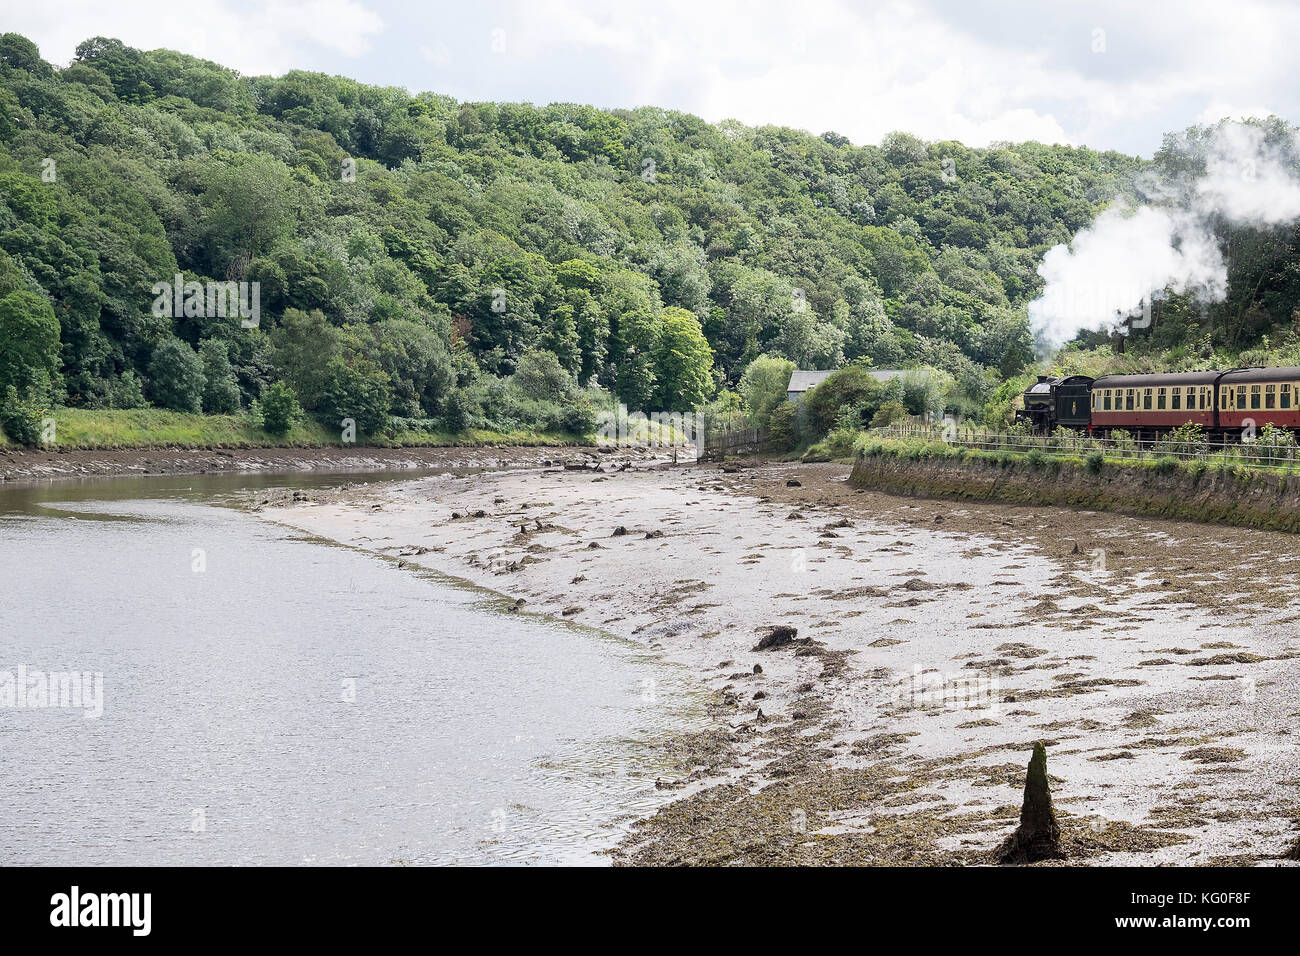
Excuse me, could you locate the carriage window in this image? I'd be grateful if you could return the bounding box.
[1143,388,1153,410]
[1203,388,1212,409]
[1126,389,1135,410]
[1283,385,1293,410]
[1238,386,1247,408]
[1156,387,1167,410]
[1266,384,1277,409]
[1171,388,1181,411]
[1251,385,1262,409]
[1091,391,1097,410]
[1103,390,1112,411]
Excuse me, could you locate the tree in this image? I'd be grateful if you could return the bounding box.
[270,309,341,410]
[612,308,660,410]
[147,338,204,412]
[0,385,47,445]
[259,381,301,436]
[0,291,60,398]
[805,365,886,436]
[319,357,392,435]
[655,307,714,410]
[512,349,575,402]
[737,354,794,428]
[199,338,241,413]
[201,155,297,265]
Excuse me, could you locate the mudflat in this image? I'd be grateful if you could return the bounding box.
[257,456,1300,866]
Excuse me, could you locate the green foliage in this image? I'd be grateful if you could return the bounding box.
[9,31,1298,442]
[259,381,302,436]
[870,399,908,427]
[1250,423,1297,463]
[512,349,576,402]
[0,384,47,445]
[1153,455,1180,476]
[1155,422,1204,456]
[147,338,204,412]
[655,306,714,410]
[199,338,241,414]
[106,370,147,409]
[1085,450,1104,475]
[319,357,393,435]
[0,290,60,396]
[805,366,885,437]
[737,354,794,428]
[767,400,798,451]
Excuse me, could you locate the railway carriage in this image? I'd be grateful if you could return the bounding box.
[1090,371,1218,438]
[1216,366,1300,432]
[1019,365,1300,438]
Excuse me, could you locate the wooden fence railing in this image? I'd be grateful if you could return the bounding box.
[700,426,770,461]
[876,423,1300,472]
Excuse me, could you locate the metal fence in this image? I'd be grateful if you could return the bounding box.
[873,423,1300,472]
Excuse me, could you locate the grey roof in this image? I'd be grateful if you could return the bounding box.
[786,370,835,393]
[1093,371,1222,388]
[1219,366,1300,384]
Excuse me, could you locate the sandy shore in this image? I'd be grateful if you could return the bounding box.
[256,456,1300,866]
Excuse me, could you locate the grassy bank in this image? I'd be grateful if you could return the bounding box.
[844,432,1300,533]
[804,427,1300,480]
[1,408,590,451]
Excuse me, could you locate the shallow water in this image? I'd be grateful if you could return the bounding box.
[0,471,703,865]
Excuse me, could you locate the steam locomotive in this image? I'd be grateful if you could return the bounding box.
[1015,367,1300,438]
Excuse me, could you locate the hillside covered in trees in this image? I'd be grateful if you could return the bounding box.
[3,31,1296,447]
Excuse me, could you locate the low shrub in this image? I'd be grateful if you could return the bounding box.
[0,386,48,446]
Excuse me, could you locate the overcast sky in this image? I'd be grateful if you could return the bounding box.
[4,0,1298,156]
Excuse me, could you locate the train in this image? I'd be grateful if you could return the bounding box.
[1015,367,1300,439]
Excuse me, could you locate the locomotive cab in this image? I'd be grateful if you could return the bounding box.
[1015,375,1094,432]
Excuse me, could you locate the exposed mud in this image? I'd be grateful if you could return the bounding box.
[0,444,631,484]
[256,457,1300,867]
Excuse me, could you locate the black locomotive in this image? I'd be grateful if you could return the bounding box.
[1014,375,1094,432]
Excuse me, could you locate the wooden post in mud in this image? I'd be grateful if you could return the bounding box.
[997,741,1062,864]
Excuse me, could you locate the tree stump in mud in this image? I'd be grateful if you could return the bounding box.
[997,741,1062,864]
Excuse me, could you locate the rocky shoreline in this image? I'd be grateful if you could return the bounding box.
[254,456,1300,866]
[0,443,620,484]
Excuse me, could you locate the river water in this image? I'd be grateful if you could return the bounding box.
[0,470,704,866]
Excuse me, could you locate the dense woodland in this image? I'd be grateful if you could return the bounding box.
[2,32,1299,446]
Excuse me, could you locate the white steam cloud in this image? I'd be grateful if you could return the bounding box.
[1029,121,1300,347]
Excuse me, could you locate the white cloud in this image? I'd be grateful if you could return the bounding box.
[4,0,1300,154]
[2,0,384,75]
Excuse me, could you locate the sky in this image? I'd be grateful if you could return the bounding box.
[3,0,1299,157]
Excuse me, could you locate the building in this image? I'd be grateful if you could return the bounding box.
[786,367,930,401]
[786,370,834,401]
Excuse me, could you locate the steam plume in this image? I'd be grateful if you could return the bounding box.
[1028,120,1300,348]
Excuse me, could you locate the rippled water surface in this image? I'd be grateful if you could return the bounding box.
[0,472,702,865]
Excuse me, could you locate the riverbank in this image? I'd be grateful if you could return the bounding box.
[0,407,589,455]
[0,442,630,484]
[849,446,1300,533]
[255,458,1300,866]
